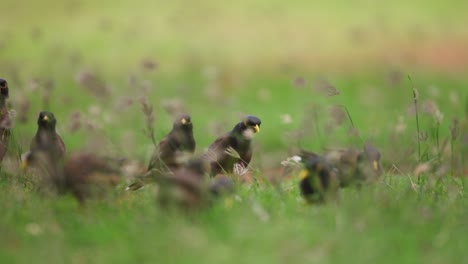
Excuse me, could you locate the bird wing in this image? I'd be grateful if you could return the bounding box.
[56,134,66,156]
[240,147,252,166]
[30,134,39,152]
[207,133,233,153]
[0,128,10,162]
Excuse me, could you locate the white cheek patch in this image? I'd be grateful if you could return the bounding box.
[242,128,255,139]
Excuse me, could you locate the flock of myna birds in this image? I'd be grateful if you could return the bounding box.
[0,77,383,208]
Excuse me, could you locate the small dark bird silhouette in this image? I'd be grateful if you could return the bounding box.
[127,114,195,191]
[148,114,195,170]
[22,111,66,190]
[206,115,261,177]
[0,78,11,163]
[64,152,123,203]
[298,152,339,203]
[30,111,66,162]
[301,143,383,189]
[22,151,123,203]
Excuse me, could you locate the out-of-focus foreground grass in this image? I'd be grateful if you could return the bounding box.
[0,0,467,263]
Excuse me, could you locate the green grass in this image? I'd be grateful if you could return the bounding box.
[1,0,468,263]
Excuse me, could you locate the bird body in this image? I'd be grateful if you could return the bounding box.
[299,143,383,190]
[22,111,66,191]
[22,151,124,203]
[207,115,261,176]
[298,153,339,203]
[64,152,122,203]
[127,114,195,191]
[322,148,362,187]
[148,114,195,171]
[0,78,11,163]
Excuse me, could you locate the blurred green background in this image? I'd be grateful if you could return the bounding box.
[1,0,467,165]
[2,0,468,73]
[1,1,468,263]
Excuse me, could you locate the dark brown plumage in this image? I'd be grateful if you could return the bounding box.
[322,148,362,188]
[21,150,64,193]
[127,114,195,191]
[206,115,261,177]
[148,114,195,170]
[22,111,66,191]
[0,78,11,163]
[155,157,210,210]
[22,151,123,203]
[298,152,339,203]
[63,152,123,203]
[300,143,383,189]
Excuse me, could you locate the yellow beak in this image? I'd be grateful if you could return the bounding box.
[20,160,28,170]
[42,115,49,121]
[299,169,309,180]
[181,118,187,125]
[253,124,260,133]
[372,160,378,171]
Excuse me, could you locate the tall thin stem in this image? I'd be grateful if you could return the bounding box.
[408,76,421,162]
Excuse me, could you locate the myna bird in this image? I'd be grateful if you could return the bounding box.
[322,148,362,188]
[0,78,11,163]
[126,114,195,191]
[356,142,383,183]
[148,114,195,170]
[314,143,383,188]
[298,152,339,203]
[23,111,66,191]
[206,115,261,177]
[30,111,66,161]
[63,152,123,203]
[22,151,123,203]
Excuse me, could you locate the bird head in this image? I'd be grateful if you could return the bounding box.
[174,114,193,130]
[361,142,383,176]
[299,155,330,181]
[242,115,261,134]
[37,111,57,130]
[0,78,8,99]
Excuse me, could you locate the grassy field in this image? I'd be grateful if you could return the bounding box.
[1,0,468,263]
